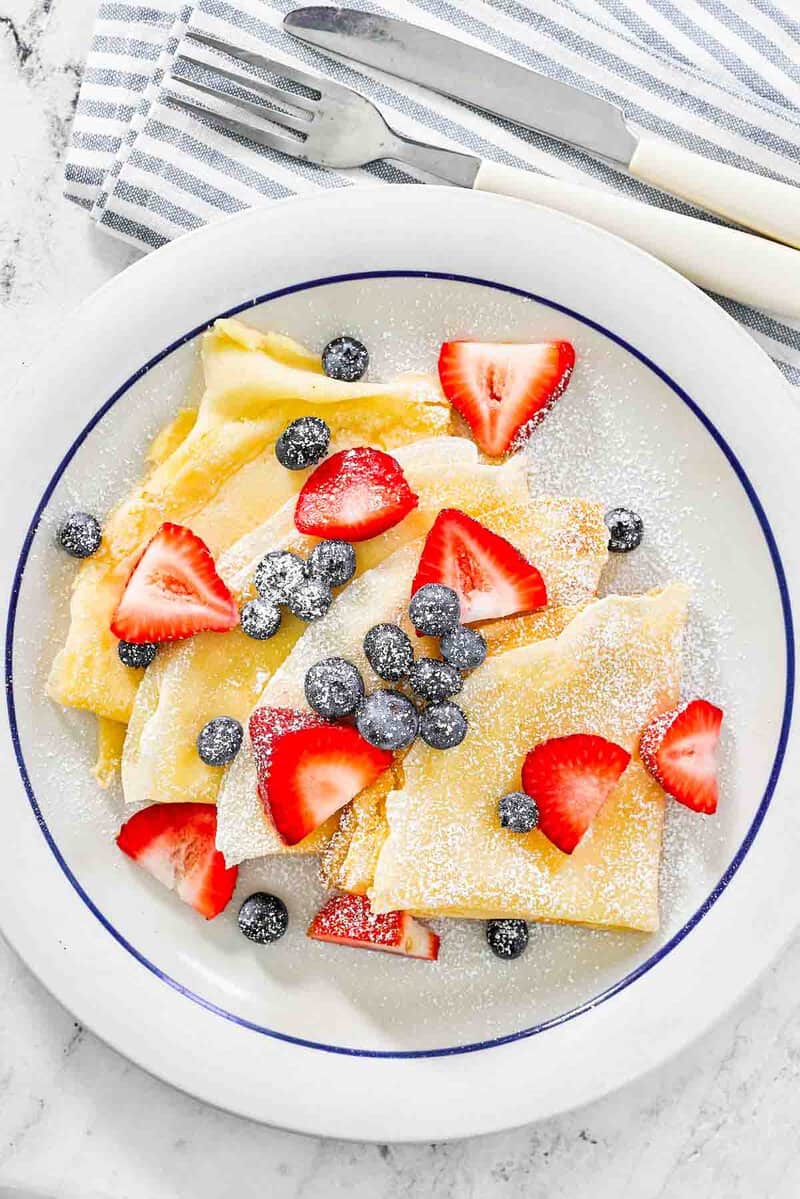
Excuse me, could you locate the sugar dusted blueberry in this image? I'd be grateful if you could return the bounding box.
[58,511,102,559]
[254,550,306,603]
[322,335,369,382]
[197,716,243,766]
[409,583,460,637]
[307,539,356,588]
[275,416,330,471]
[287,576,333,622]
[604,507,644,554]
[363,623,414,683]
[486,918,529,960]
[117,640,157,669]
[238,892,289,944]
[240,597,281,641]
[409,657,462,703]
[305,656,365,719]
[498,791,539,834]
[419,701,467,750]
[356,689,419,751]
[440,625,487,672]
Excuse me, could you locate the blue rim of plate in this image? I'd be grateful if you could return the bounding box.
[5,270,794,1059]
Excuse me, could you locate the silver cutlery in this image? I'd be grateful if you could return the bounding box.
[166,30,800,319]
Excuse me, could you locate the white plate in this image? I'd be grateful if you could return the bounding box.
[2,187,800,1141]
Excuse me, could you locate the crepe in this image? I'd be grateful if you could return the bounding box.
[47,318,450,726]
[367,585,689,933]
[215,491,609,865]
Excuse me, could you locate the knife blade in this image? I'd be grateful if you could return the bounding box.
[284,6,638,166]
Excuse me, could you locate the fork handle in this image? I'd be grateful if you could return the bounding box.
[473,160,800,319]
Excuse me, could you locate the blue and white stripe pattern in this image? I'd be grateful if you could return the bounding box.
[65,0,800,383]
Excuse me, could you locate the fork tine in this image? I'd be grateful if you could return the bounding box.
[184,30,329,97]
[164,81,308,159]
[175,50,314,133]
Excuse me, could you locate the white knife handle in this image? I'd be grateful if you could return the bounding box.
[474,160,800,318]
[629,136,800,249]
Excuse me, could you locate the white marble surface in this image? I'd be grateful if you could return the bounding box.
[2,2,800,1194]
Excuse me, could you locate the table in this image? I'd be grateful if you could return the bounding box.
[2,2,799,1194]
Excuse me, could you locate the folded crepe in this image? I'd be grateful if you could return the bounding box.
[367,585,689,933]
[47,318,450,728]
[215,490,609,864]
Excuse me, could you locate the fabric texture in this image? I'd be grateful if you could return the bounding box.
[64,0,800,382]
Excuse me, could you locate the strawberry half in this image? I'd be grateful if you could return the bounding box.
[116,802,237,919]
[640,699,723,814]
[253,709,393,846]
[411,508,547,624]
[294,447,418,542]
[438,340,575,457]
[521,733,631,854]
[111,522,238,643]
[307,893,440,961]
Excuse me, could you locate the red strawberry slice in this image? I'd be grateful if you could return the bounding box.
[438,340,575,457]
[116,802,237,919]
[411,508,547,624]
[111,522,238,643]
[307,893,440,961]
[640,699,723,814]
[521,733,631,854]
[255,713,393,846]
[294,447,418,542]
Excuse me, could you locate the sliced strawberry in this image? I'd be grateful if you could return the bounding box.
[411,508,547,624]
[521,733,631,854]
[438,340,575,457]
[256,714,393,846]
[640,699,723,814]
[111,522,238,643]
[116,802,237,919]
[307,893,439,961]
[294,447,418,542]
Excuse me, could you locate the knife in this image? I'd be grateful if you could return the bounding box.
[285,5,800,252]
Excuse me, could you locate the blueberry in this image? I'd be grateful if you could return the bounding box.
[58,512,102,558]
[117,640,157,669]
[305,656,364,719]
[287,577,333,622]
[486,919,529,961]
[363,623,414,683]
[254,550,306,603]
[604,507,644,554]
[238,892,289,944]
[419,701,468,750]
[356,689,419,751]
[197,716,243,766]
[409,583,460,637]
[498,791,539,834]
[239,597,281,640]
[307,539,356,588]
[322,335,369,382]
[409,658,462,703]
[440,625,487,672]
[275,416,330,471]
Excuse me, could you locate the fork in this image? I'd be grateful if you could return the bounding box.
[166,30,800,320]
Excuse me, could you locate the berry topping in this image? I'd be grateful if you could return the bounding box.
[498,791,539,834]
[439,624,487,671]
[307,538,357,588]
[304,656,365,719]
[116,802,237,920]
[117,640,157,669]
[419,701,468,750]
[408,582,461,637]
[486,918,529,960]
[197,716,244,766]
[254,550,306,603]
[604,507,644,554]
[110,522,238,644]
[364,623,415,682]
[58,511,102,558]
[239,597,281,641]
[356,689,420,751]
[256,716,393,845]
[412,509,547,624]
[321,335,369,382]
[275,416,330,471]
[307,893,439,961]
[640,698,723,814]
[409,657,462,703]
[438,339,575,457]
[294,448,418,542]
[521,733,631,854]
[286,576,333,622]
[238,892,289,944]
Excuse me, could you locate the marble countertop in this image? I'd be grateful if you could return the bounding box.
[2,2,800,1194]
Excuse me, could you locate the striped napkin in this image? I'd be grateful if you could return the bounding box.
[65,0,800,384]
